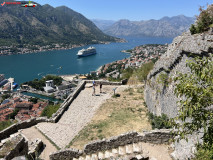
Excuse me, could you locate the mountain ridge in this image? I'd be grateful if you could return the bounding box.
[0,1,119,48]
[92,15,195,38]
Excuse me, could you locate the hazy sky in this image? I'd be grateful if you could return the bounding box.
[32,0,212,21]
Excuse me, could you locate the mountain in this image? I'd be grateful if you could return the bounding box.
[103,15,196,38]
[91,19,116,30]
[0,0,119,47]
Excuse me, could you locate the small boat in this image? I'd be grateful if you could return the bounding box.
[77,47,96,57]
[12,82,18,89]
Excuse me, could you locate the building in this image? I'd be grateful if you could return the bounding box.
[56,81,72,91]
[44,80,54,93]
[14,101,33,110]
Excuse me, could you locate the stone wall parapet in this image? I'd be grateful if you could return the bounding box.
[49,129,172,160]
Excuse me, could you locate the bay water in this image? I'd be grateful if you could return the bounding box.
[0,37,173,84]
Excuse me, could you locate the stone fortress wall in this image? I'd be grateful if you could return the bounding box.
[49,129,172,160]
[144,31,213,118]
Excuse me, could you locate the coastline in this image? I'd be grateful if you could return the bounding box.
[95,51,132,72]
[0,39,126,56]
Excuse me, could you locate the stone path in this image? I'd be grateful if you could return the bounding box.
[36,85,122,149]
[19,126,57,160]
[75,142,172,160]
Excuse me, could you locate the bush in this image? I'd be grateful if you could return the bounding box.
[134,61,154,82]
[29,97,38,104]
[8,109,19,119]
[193,146,213,160]
[41,104,60,118]
[112,93,120,98]
[190,5,213,34]
[0,121,14,131]
[148,112,171,129]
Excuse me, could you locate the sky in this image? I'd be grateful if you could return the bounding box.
[32,0,213,21]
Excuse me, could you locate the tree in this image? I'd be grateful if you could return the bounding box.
[171,55,213,151]
[190,5,213,34]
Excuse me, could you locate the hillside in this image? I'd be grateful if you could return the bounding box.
[103,15,195,37]
[0,0,119,49]
[91,19,116,30]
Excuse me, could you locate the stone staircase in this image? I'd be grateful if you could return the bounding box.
[73,142,150,160]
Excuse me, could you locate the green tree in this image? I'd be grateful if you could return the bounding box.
[190,5,213,34]
[171,55,213,152]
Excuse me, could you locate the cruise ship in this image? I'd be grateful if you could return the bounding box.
[77,47,96,57]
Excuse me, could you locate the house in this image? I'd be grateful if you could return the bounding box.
[14,101,33,110]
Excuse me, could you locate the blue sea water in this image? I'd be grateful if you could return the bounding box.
[0,37,173,84]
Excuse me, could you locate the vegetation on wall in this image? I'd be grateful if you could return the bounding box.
[190,5,213,34]
[171,55,213,158]
[147,112,171,129]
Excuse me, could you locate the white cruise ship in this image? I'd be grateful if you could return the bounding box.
[77,47,96,57]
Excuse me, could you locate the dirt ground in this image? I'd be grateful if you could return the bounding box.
[70,84,152,149]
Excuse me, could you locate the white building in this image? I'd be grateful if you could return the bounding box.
[44,80,54,93]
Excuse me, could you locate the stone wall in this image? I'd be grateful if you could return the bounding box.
[85,80,123,85]
[49,129,172,160]
[1,134,28,160]
[144,32,213,118]
[0,81,87,142]
[0,117,48,142]
[49,80,86,123]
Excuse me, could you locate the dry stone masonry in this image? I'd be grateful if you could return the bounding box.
[144,30,213,160]
[145,31,213,118]
[49,129,172,160]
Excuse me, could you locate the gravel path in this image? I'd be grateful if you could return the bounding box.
[36,86,120,149]
[20,126,57,160]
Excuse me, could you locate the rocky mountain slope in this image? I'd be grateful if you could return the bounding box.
[91,19,116,30]
[103,15,195,37]
[0,0,118,46]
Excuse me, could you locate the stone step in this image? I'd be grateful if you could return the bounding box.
[104,150,111,159]
[133,142,142,153]
[135,154,144,159]
[85,155,91,160]
[91,154,98,160]
[112,148,118,155]
[98,152,105,159]
[118,146,126,155]
[78,156,85,160]
[126,144,133,154]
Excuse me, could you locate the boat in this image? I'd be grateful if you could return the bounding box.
[77,47,96,57]
[12,82,18,89]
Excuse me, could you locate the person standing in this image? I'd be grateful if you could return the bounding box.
[100,82,102,93]
[92,83,96,96]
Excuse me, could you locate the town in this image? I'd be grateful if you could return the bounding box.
[96,44,168,79]
[0,44,168,123]
[0,74,79,123]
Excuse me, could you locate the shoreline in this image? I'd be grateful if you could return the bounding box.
[0,39,126,57]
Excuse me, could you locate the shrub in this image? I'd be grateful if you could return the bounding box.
[193,146,213,160]
[41,104,60,118]
[148,112,171,129]
[135,61,154,82]
[0,121,14,131]
[157,73,169,86]
[190,5,213,34]
[112,93,120,98]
